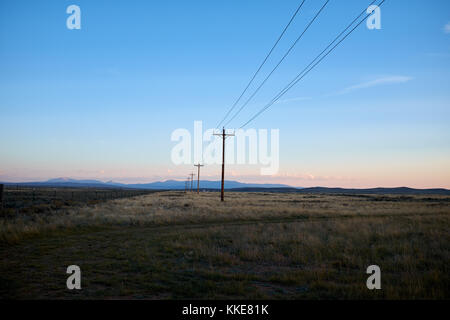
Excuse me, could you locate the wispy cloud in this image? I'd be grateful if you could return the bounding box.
[426,52,450,58]
[275,96,312,104]
[444,22,450,34]
[337,76,413,95]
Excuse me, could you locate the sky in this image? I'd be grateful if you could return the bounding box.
[0,0,449,188]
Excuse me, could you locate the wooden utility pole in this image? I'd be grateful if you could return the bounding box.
[194,164,204,194]
[189,173,195,192]
[213,128,234,201]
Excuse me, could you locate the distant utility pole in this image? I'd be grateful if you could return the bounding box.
[214,127,235,201]
[186,176,190,192]
[0,184,3,209]
[194,163,204,194]
[189,173,195,192]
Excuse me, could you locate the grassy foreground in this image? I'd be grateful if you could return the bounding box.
[0,191,449,299]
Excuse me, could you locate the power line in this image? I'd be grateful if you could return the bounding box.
[240,0,386,129]
[216,0,307,129]
[224,0,330,128]
[263,0,378,108]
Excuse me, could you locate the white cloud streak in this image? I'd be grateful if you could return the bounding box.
[275,96,312,104]
[337,76,413,95]
[444,22,450,34]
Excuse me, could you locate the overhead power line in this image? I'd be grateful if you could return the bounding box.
[239,0,386,129]
[262,0,378,108]
[216,0,307,129]
[224,0,330,128]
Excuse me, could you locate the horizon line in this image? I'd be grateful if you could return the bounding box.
[0,177,449,191]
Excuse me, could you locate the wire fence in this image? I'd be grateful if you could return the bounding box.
[0,185,158,217]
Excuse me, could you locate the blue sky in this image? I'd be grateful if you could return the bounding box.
[0,0,449,188]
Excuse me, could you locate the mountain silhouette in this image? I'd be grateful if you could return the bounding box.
[1,178,449,194]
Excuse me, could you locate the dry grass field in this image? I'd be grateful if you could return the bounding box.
[0,191,449,299]
[0,186,156,218]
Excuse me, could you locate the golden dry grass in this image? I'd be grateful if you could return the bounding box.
[0,191,449,299]
[2,191,448,243]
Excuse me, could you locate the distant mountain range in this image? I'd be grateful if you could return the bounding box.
[1,178,449,195]
[231,186,450,195]
[2,177,291,190]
